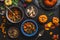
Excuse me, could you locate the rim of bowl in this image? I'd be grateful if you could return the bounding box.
[21,19,38,37]
[39,0,58,10]
[6,6,24,23]
[25,5,38,18]
[8,27,19,38]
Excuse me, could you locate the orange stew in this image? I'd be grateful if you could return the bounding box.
[23,22,36,34]
[8,7,22,22]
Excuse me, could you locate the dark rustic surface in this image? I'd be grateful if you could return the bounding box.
[0,0,60,40]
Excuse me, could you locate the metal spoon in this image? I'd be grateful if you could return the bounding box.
[35,30,44,40]
[5,6,15,14]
